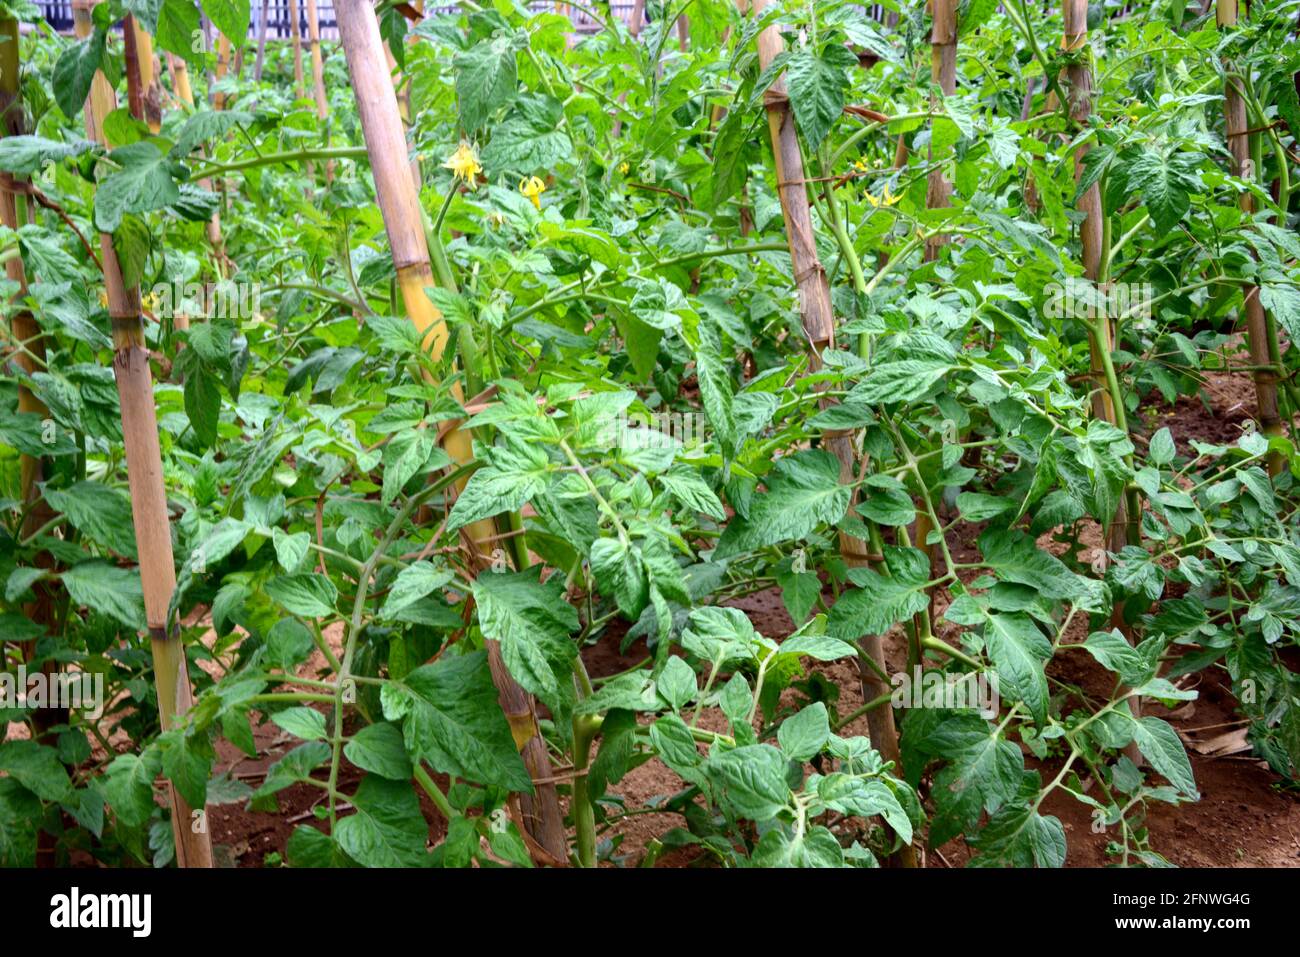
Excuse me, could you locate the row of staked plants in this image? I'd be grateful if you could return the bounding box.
[0,0,1298,868]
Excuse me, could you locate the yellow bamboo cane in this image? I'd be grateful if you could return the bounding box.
[334,0,569,865]
[74,0,213,867]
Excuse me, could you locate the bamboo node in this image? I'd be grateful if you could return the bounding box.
[762,87,789,108]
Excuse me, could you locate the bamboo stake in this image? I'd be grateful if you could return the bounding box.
[334,0,568,865]
[214,31,231,110]
[1,15,62,866]
[165,49,226,284]
[128,17,162,133]
[1062,0,1143,762]
[290,0,306,101]
[254,0,271,83]
[74,0,213,867]
[748,0,912,865]
[167,52,194,107]
[1217,0,1283,474]
[924,0,956,260]
[305,0,333,182]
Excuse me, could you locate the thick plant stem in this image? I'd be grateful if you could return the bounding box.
[571,713,599,867]
[1,15,62,866]
[748,0,913,866]
[1063,0,1141,762]
[924,0,956,261]
[75,0,213,868]
[335,0,567,865]
[1217,0,1283,474]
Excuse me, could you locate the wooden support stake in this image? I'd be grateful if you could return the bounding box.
[748,0,913,865]
[75,0,213,868]
[924,0,956,260]
[335,0,568,865]
[1217,0,1283,474]
[1,15,63,865]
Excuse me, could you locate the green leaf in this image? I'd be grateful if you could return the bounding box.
[0,135,93,175]
[774,563,820,624]
[253,741,331,800]
[956,492,1014,523]
[695,344,737,456]
[853,360,952,404]
[707,744,790,819]
[45,482,137,559]
[908,714,1025,845]
[983,612,1051,724]
[980,528,1085,601]
[0,740,72,801]
[272,528,311,573]
[175,351,223,447]
[590,536,649,619]
[480,95,571,175]
[753,823,844,867]
[94,142,181,232]
[271,706,327,741]
[265,573,339,618]
[159,729,214,809]
[381,651,531,791]
[970,801,1067,868]
[157,0,203,65]
[286,824,356,867]
[786,43,857,151]
[103,749,163,828]
[455,36,520,131]
[857,476,916,527]
[1124,147,1198,234]
[344,723,413,781]
[1082,629,1153,685]
[648,713,707,788]
[380,561,454,619]
[445,442,547,530]
[334,775,429,868]
[472,568,578,701]
[655,656,697,712]
[660,468,726,520]
[715,450,851,557]
[828,546,930,638]
[381,429,447,504]
[0,778,41,866]
[202,0,251,48]
[62,562,145,630]
[1148,427,1176,466]
[777,702,829,762]
[53,28,105,120]
[1130,715,1197,796]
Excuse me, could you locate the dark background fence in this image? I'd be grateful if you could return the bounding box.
[32,1,657,38]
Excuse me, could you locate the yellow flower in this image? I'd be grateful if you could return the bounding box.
[618,162,630,175]
[519,175,546,210]
[442,141,482,187]
[853,159,869,173]
[487,210,507,228]
[865,185,901,208]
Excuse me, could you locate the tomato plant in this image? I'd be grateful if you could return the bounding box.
[0,0,1298,869]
